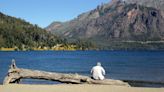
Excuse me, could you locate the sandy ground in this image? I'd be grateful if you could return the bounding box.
[0,84,164,92]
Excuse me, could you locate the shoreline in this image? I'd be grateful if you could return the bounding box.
[1,49,164,52]
[0,84,164,92]
[1,80,164,88]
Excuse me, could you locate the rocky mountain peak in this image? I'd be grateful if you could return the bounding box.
[46,21,63,32]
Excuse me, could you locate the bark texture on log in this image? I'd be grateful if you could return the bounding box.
[3,61,130,86]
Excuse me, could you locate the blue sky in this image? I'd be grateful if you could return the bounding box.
[0,0,110,28]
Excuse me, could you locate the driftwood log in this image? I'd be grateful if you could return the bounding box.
[3,60,130,86]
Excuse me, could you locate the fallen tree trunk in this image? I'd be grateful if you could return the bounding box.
[3,60,130,86]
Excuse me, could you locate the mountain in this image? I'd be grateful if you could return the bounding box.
[46,0,164,50]
[0,12,64,50]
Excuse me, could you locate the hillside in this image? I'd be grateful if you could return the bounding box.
[0,12,95,50]
[0,13,95,50]
[0,12,59,50]
[46,0,164,50]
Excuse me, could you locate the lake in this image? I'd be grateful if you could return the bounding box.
[0,50,164,87]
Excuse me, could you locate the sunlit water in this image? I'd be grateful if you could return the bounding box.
[0,50,164,87]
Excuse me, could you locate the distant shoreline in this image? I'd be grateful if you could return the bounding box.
[0,48,78,51]
[0,48,164,52]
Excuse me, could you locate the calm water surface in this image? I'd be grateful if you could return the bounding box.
[0,50,164,86]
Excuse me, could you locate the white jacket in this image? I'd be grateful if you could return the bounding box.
[91,66,105,80]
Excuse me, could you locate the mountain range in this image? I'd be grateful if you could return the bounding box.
[46,0,164,50]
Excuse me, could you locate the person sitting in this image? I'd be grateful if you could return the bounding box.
[91,62,105,80]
